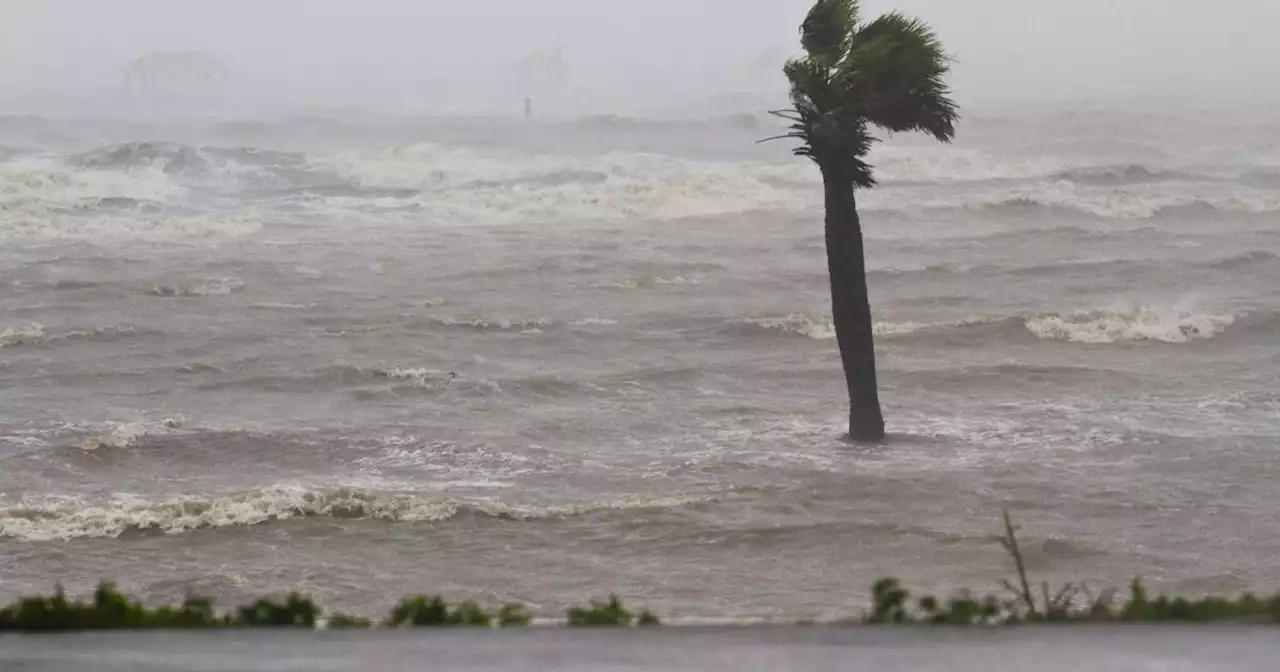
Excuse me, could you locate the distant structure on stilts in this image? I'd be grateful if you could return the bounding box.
[120,51,229,99]
[517,45,566,120]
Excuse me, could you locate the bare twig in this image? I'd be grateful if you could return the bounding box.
[999,509,1038,617]
[1051,583,1077,610]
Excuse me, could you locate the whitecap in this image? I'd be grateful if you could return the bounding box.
[1024,306,1235,344]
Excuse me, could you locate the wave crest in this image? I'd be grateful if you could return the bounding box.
[0,487,720,542]
[742,313,936,340]
[1208,251,1280,269]
[147,277,245,297]
[738,306,1250,345]
[423,314,554,333]
[71,142,211,176]
[303,142,812,223]
[1024,307,1235,344]
[0,323,46,347]
[1050,163,1189,185]
[953,192,1280,221]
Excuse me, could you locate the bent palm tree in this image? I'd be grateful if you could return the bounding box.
[769,0,958,442]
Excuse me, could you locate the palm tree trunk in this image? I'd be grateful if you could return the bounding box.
[820,163,886,442]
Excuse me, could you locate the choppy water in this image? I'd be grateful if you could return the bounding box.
[1,109,1278,620]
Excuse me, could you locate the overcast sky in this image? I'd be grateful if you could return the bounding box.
[1,0,1276,115]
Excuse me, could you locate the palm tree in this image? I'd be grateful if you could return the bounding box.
[769,0,958,442]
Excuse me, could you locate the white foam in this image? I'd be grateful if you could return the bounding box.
[606,275,706,290]
[746,313,936,340]
[1025,305,1236,344]
[148,277,245,297]
[0,150,266,243]
[0,487,455,541]
[0,487,720,542]
[0,155,180,210]
[77,422,149,451]
[303,141,1280,228]
[426,314,554,331]
[870,145,1065,183]
[572,317,620,326]
[376,367,457,387]
[9,210,265,244]
[0,323,45,347]
[748,313,835,340]
[1,323,136,348]
[75,418,183,451]
[306,143,814,224]
[936,182,1280,219]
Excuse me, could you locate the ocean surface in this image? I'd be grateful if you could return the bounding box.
[1,108,1278,620]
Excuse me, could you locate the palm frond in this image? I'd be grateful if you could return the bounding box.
[844,11,959,142]
[800,0,859,67]
[770,55,877,186]
[768,1,958,186]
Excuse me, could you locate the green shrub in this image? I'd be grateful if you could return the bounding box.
[867,578,910,624]
[234,592,320,628]
[637,609,661,626]
[566,595,633,627]
[498,602,533,627]
[386,595,450,627]
[326,613,373,629]
[448,600,492,627]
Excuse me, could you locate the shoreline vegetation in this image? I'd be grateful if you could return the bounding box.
[4,513,1280,632]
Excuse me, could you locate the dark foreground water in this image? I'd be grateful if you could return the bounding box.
[3,628,1279,672]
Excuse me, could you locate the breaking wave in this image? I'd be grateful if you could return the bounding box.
[1023,307,1237,344]
[71,142,211,176]
[0,323,139,348]
[190,365,582,398]
[421,314,555,333]
[740,306,1255,345]
[1207,250,1280,270]
[374,367,457,384]
[9,138,1276,240]
[0,323,46,347]
[0,487,721,542]
[303,142,813,223]
[741,313,937,340]
[0,154,178,213]
[147,277,245,297]
[1049,163,1194,185]
[954,195,1280,221]
[0,141,280,243]
[866,250,1280,280]
[74,418,184,451]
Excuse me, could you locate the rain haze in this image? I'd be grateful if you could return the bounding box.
[2,0,1280,631]
[3,0,1279,116]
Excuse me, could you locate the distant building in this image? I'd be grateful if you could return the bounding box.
[518,46,566,88]
[121,51,229,96]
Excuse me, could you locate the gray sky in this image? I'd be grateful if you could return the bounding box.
[1,0,1276,115]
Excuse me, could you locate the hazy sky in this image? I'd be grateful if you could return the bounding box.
[1,0,1276,115]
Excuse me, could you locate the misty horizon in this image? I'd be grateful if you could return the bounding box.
[2,0,1278,120]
